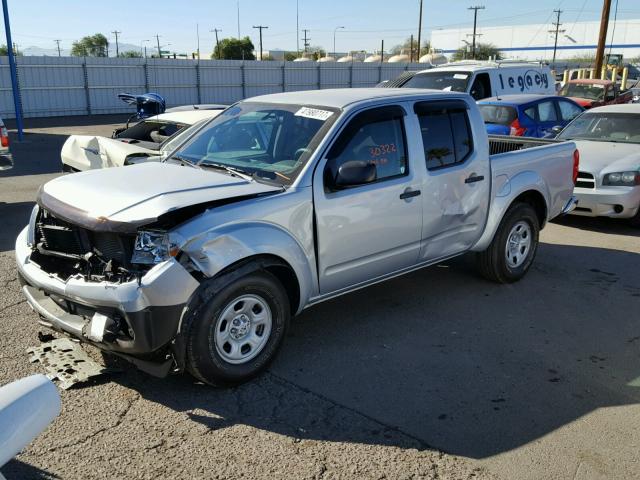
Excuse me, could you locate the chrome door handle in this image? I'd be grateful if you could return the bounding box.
[399,189,421,200]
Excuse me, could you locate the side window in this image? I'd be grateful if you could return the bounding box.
[538,101,558,122]
[605,88,615,101]
[558,100,582,122]
[469,73,491,100]
[523,106,537,121]
[325,105,408,188]
[415,101,474,170]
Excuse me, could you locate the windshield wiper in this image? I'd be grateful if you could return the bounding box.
[167,154,199,168]
[200,162,254,181]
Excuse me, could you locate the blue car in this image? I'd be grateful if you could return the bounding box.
[478,94,584,138]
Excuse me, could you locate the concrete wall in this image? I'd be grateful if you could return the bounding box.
[0,56,424,119]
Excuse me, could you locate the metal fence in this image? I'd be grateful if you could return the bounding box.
[0,56,425,119]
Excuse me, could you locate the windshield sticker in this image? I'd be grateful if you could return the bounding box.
[453,73,469,80]
[591,84,606,89]
[295,107,334,121]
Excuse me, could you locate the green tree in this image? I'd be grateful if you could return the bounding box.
[451,43,503,61]
[212,37,255,60]
[119,50,142,58]
[308,46,326,61]
[284,51,298,61]
[390,37,431,57]
[71,33,109,57]
[261,54,274,61]
[0,44,22,56]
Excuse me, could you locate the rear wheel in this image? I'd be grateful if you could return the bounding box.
[186,270,290,386]
[477,202,540,283]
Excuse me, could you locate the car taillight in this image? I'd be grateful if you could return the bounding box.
[509,118,526,136]
[0,127,8,148]
[573,149,580,184]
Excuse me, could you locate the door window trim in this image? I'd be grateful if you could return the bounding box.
[414,100,475,172]
[323,104,410,192]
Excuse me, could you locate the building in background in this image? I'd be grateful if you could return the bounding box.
[431,18,640,62]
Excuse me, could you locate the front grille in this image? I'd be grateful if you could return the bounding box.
[32,208,136,281]
[575,171,595,189]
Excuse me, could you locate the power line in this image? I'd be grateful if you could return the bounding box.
[301,29,310,53]
[111,30,121,57]
[252,25,268,60]
[548,9,565,66]
[467,5,485,59]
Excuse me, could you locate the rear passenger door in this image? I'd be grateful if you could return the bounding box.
[414,100,491,262]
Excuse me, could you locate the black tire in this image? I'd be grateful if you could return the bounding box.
[630,208,640,228]
[185,270,290,386]
[476,202,540,283]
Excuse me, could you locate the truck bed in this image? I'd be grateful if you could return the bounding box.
[488,135,558,156]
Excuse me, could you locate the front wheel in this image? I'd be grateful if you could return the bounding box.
[476,202,540,283]
[186,270,290,386]
[630,207,640,228]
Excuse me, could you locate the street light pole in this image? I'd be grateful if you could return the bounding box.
[1,0,23,140]
[333,26,345,59]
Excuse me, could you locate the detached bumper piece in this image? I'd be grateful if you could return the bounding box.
[26,338,113,390]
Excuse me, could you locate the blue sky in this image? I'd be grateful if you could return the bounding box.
[3,0,640,55]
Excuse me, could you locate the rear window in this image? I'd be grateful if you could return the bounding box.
[479,105,517,126]
[402,71,471,92]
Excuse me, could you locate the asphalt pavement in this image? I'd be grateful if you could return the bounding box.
[0,117,639,480]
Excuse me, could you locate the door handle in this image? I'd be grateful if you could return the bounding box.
[399,189,421,200]
[465,174,484,184]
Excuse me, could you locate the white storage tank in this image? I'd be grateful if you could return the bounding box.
[337,55,353,62]
[388,54,410,63]
[364,55,382,63]
[419,53,447,65]
[317,56,336,62]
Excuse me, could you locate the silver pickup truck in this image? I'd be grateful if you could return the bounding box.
[15,89,578,385]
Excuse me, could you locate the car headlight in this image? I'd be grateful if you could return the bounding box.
[131,230,178,265]
[602,171,640,186]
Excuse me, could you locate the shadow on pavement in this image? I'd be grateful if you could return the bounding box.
[1,460,60,479]
[0,202,34,252]
[101,242,640,459]
[553,214,640,237]
[0,132,68,178]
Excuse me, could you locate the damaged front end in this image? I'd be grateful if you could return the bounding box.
[17,204,201,377]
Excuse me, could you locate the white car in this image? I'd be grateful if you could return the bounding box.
[0,117,12,171]
[557,104,640,226]
[61,109,223,171]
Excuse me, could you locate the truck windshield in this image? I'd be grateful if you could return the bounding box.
[558,112,640,144]
[170,102,339,185]
[559,83,606,101]
[401,71,471,92]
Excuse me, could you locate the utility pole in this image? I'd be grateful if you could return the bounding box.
[548,10,565,67]
[253,25,268,60]
[296,0,299,57]
[155,34,161,58]
[417,0,424,60]
[54,39,61,56]
[211,28,222,59]
[237,1,241,38]
[410,34,414,62]
[301,29,310,54]
[594,0,613,79]
[380,39,384,62]
[111,30,121,57]
[467,5,485,60]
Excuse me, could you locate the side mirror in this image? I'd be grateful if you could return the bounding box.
[334,160,377,188]
[551,125,564,135]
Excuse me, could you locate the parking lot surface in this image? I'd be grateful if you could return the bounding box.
[1,117,639,480]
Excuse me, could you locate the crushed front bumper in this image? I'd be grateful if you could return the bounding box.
[571,186,640,219]
[15,227,200,372]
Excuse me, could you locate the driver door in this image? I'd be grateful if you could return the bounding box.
[312,105,423,294]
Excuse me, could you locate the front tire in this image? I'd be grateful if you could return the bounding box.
[477,202,540,283]
[186,270,290,386]
[630,207,640,228]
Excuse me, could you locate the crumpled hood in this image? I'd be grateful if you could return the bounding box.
[40,162,281,230]
[574,140,640,177]
[61,135,156,171]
